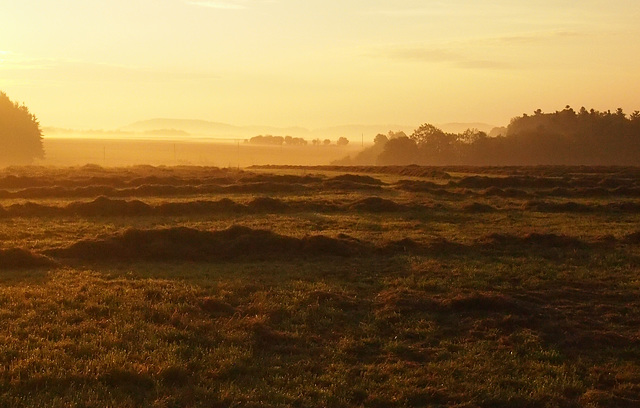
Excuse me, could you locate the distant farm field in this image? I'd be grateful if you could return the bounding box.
[1,164,640,407]
[41,138,363,167]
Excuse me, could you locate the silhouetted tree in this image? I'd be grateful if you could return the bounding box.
[283,135,307,145]
[377,136,419,165]
[488,126,507,137]
[411,123,456,164]
[0,91,44,165]
[373,133,389,146]
[388,130,407,140]
[323,139,331,146]
[249,135,284,145]
[337,137,349,146]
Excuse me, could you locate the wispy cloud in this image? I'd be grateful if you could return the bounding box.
[373,30,585,70]
[0,57,219,84]
[481,30,582,45]
[185,0,275,10]
[375,46,514,70]
[186,1,246,10]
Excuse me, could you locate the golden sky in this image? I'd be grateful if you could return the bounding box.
[1,0,639,130]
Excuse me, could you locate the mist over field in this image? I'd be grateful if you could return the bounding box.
[2,0,640,406]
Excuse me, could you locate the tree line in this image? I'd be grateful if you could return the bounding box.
[249,135,349,147]
[337,107,640,166]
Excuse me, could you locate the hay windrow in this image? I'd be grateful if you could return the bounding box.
[247,197,290,212]
[0,196,424,218]
[348,197,405,212]
[624,231,640,244]
[66,196,153,216]
[463,202,497,213]
[394,179,444,192]
[482,232,585,248]
[155,198,244,215]
[321,180,383,191]
[0,248,57,269]
[328,174,385,185]
[44,226,366,261]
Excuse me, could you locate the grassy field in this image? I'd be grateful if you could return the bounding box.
[40,138,363,168]
[1,164,640,407]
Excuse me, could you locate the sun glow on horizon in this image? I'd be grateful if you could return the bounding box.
[1,0,639,131]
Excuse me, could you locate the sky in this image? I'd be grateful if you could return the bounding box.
[1,0,640,131]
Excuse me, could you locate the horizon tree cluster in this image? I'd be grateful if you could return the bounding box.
[0,91,45,165]
[338,107,640,166]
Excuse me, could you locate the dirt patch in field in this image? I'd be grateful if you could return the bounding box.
[0,248,57,269]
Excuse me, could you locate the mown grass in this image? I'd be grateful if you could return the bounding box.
[1,165,640,407]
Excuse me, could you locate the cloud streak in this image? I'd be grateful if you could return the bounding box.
[373,30,585,70]
[186,1,246,10]
[376,47,514,70]
[185,0,275,10]
[481,30,583,45]
[0,57,219,84]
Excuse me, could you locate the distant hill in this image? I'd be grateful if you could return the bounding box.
[121,119,310,139]
[47,119,499,142]
[122,119,420,142]
[310,124,415,141]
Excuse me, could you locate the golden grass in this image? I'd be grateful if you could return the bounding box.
[1,165,640,406]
